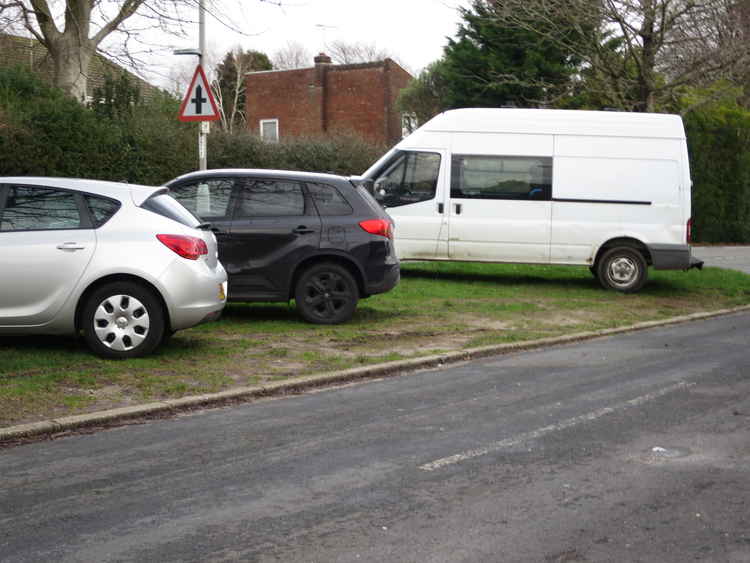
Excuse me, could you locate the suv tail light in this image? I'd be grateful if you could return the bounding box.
[359,218,393,239]
[687,218,693,243]
[156,234,208,260]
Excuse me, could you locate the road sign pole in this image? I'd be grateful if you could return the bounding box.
[199,121,209,169]
[198,0,207,170]
[175,0,219,159]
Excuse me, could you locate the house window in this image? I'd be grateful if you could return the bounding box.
[260,119,279,143]
[401,112,418,137]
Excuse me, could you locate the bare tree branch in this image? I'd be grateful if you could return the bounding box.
[271,41,311,70]
[484,0,750,112]
[0,1,284,101]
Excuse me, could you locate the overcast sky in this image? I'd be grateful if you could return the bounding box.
[180,0,471,76]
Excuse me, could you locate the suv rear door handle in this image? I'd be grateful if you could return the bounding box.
[56,242,86,251]
[292,226,315,234]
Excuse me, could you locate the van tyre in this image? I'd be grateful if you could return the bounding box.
[295,263,359,324]
[81,282,165,359]
[596,247,648,293]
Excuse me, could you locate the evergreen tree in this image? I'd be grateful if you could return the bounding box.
[438,0,582,109]
[396,61,451,125]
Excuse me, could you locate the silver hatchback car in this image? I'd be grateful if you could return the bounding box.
[0,177,228,358]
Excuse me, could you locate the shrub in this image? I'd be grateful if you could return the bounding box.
[207,130,385,176]
[685,105,750,243]
[0,67,123,179]
[0,67,386,186]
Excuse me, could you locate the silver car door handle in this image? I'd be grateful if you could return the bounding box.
[56,242,86,251]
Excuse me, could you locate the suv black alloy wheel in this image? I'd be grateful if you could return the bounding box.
[295,263,358,324]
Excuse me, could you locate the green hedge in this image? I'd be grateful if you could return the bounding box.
[0,67,384,186]
[207,130,384,176]
[685,106,750,243]
[0,67,196,183]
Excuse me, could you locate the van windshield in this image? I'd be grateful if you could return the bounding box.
[368,150,441,208]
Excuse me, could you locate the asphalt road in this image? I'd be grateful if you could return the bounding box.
[2,310,749,562]
[693,245,750,274]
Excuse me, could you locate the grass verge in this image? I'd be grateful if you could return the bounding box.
[2,262,749,426]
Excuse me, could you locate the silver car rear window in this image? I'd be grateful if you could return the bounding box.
[142,193,200,228]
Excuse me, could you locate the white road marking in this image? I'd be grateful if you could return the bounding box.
[419,381,694,471]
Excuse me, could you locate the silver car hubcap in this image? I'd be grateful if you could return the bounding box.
[607,256,638,287]
[93,294,150,351]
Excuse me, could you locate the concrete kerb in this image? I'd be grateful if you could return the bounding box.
[2,304,749,443]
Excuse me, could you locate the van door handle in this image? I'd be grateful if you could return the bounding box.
[292,226,315,234]
[438,203,444,214]
[454,203,462,215]
[56,242,86,251]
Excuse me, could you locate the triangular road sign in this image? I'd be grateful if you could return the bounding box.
[178,65,220,122]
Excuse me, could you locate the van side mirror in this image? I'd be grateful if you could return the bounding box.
[373,179,387,200]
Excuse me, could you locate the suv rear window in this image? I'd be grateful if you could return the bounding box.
[355,183,386,216]
[307,183,353,216]
[142,192,200,228]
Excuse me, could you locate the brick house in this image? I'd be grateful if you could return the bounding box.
[245,53,413,145]
[0,33,161,101]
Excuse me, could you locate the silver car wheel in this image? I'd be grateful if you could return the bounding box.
[93,294,150,351]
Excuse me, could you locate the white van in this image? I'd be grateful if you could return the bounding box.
[359,108,703,292]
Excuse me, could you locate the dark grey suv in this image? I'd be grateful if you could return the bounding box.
[166,169,399,324]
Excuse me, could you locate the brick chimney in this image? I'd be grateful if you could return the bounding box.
[313,52,331,91]
[314,52,332,66]
[312,53,332,132]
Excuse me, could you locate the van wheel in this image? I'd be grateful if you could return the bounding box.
[295,263,359,324]
[596,247,648,293]
[81,282,165,359]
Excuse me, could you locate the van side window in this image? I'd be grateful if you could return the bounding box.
[373,151,441,208]
[451,155,552,201]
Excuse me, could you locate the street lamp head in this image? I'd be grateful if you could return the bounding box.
[173,48,202,57]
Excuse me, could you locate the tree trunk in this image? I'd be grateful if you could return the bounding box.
[48,35,95,101]
[637,0,658,112]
